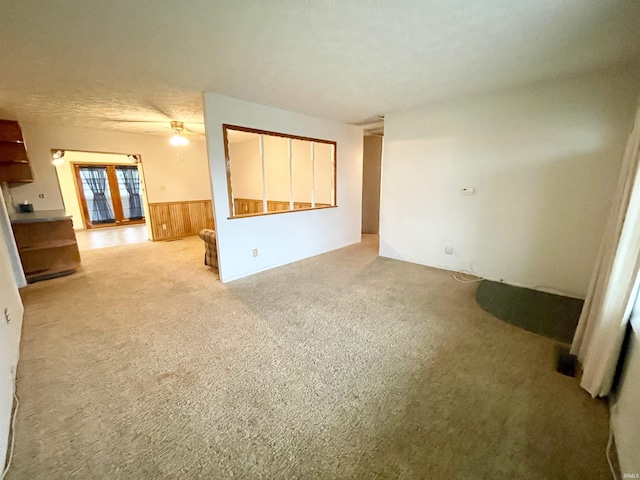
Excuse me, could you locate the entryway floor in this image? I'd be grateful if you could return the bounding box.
[75,224,148,251]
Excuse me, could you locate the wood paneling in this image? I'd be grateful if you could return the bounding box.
[233,198,329,216]
[234,198,263,215]
[148,200,214,240]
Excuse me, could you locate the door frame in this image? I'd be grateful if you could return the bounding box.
[72,162,146,229]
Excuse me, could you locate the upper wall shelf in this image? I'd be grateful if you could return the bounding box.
[0,119,34,183]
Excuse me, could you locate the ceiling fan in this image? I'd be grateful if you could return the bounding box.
[169,121,190,146]
[98,103,205,145]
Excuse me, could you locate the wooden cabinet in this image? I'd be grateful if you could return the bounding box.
[11,213,81,283]
[0,119,33,183]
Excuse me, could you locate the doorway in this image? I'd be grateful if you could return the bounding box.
[362,123,383,235]
[54,151,149,236]
[74,164,144,228]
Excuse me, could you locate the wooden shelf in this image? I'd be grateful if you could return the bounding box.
[0,120,33,182]
[0,120,23,142]
[11,217,81,283]
[21,255,81,281]
[0,159,33,183]
[0,159,29,164]
[0,142,29,161]
[25,264,79,283]
[18,239,78,252]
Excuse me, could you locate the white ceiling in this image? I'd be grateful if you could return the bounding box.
[0,1,638,136]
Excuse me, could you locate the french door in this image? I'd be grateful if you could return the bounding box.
[74,164,145,228]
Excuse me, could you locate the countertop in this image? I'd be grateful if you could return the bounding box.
[9,209,72,224]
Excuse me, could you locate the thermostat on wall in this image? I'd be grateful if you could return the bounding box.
[461,187,475,195]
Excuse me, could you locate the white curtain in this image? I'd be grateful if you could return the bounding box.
[571,101,640,397]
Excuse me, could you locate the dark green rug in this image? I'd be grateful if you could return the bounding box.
[475,280,584,344]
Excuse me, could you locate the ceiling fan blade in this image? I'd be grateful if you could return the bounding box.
[145,102,205,125]
[184,126,205,135]
[98,118,168,124]
[147,103,174,121]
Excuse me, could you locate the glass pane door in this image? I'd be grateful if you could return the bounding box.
[75,163,145,228]
[79,166,116,224]
[116,166,144,220]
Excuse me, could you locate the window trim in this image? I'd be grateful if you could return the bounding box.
[222,124,337,219]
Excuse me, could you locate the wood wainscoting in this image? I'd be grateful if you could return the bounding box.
[148,200,214,240]
[233,198,329,216]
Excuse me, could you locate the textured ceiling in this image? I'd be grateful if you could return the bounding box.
[0,1,639,136]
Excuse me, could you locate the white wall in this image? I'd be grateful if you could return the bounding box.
[229,134,333,204]
[55,151,142,229]
[0,197,24,472]
[8,123,212,238]
[204,94,362,283]
[228,137,262,200]
[379,67,640,298]
[612,297,640,475]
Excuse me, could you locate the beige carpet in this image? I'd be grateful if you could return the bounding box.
[8,235,610,479]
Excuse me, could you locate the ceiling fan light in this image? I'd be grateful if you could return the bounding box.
[170,134,189,146]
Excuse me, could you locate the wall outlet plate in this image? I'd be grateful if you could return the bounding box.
[252,248,258,257]
[445,245,454,254]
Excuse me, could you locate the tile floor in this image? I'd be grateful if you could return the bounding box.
[75,224,148,251]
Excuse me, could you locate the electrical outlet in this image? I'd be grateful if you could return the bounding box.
[4,307,10,324]
[444,245,453,255]
[38,193,45,199]
[252,248,258,257]
[162,224,167,230]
